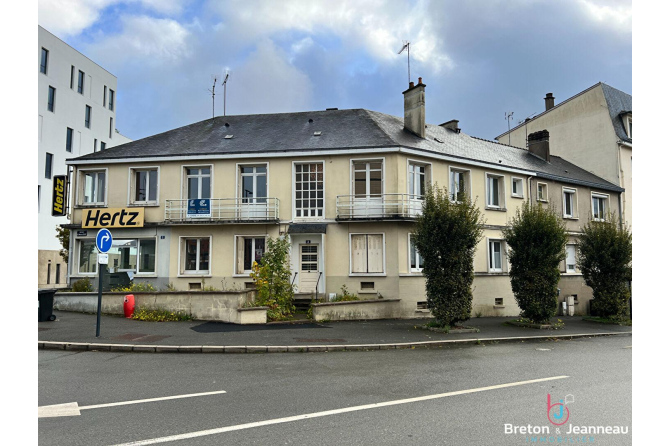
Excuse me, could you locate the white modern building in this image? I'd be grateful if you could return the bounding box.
[38,25,132,288]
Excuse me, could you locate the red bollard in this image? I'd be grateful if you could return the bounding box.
[123,294,135,318]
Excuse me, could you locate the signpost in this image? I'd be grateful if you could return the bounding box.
[95,228,113,337]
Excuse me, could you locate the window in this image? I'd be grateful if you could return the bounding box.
[78,239,98,274]
[235,236,266,274]
[81,170,106,204]
[100,141,106,150]
[409,234,424,273]
[408,162,427,197]
[45,153,53,179]
[78,70,85,94]
[55,264,61,284]
[47,86,56,112]
[488,239,506,273]
[565,245,577,273]
[66,127,73,153]
[511,177,524,198]
[94,139,97,152]
[109,117,113,139]
[353,160,383,197]
[131,168,159,204]
[182,237,211,275]
[186,166,211,199]
[627,117,632,139]
[563,188,577,218]
[40,48,49,74]
[103,86,107,107]
[295,162,323,218]
[38,185,41,212]
[107,239,156,274]
[85,105,91,128]
[351,234,385,274]
[47,262,51,284]
[449,168,470,201]
[486,173,505,208]
[537,183,548,201]
[109,89,115,111]
[592,193,608,221]
[70,65,75,89]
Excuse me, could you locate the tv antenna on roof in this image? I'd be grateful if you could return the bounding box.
[504,111,514,145]
[397,41,411,85]
[221,71,230,116]
[207,75,217,118]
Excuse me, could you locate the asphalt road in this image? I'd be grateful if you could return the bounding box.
[38,336,632,445]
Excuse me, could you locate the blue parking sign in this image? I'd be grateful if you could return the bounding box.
[96,228,113,253]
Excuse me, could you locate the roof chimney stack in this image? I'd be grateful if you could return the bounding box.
[403,78,426,138]
[527,129,551,162]
[544,93,555,111]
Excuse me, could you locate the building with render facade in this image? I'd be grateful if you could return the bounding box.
[63,79,622,317]
[38,25,131,288]
[495,82,632,229]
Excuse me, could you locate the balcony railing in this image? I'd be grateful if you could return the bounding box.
[336,194,423,220]
[164,198,279,223]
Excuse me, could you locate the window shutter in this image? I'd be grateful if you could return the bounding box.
[367,234,384,273]
[351,235,367,273]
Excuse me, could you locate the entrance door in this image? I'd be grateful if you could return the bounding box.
[298,244,319,293]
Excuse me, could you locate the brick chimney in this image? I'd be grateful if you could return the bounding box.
[527,130,550,162]
[544,93,555,111]
[403,77,426,138]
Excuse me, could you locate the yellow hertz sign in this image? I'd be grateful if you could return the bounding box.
[52,176,67,216]
[82,208,145,229]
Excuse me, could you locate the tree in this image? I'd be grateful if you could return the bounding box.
[576,213,632,320]
[249,236,295,321]
[55,226,70,263]
[502,201,568,323]
[414,186,484,327]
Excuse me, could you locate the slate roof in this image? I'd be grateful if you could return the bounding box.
[69,108,623,192]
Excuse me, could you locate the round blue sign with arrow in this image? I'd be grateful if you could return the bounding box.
[96,228,113,253]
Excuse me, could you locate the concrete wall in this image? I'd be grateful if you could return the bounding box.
[53,290,266,324]
[311,299,402,321]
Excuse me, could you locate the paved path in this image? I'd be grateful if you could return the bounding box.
[38,311,631,353]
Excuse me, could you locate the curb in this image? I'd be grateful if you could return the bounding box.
[39,331,631,354]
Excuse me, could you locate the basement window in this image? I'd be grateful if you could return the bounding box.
[189,283,202,291]
[495,298,504,306]
[416,301,428,310]
[361,281,375,290]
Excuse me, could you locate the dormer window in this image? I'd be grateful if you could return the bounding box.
[627,116,632,139]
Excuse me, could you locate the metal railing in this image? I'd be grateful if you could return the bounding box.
[336,194,424,219]
[164,198,279,222]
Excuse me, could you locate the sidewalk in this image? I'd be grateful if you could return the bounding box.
[38,310,632,353]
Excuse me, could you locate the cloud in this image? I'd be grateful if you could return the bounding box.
[577,0,632,31]
[38,0,190,36]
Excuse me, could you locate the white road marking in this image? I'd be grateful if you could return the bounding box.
[536,348,552,351]
[38,390,227,419]
[111,375,569,446]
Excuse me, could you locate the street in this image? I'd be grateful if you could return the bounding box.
[38,336,632,445]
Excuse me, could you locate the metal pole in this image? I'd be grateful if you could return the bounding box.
[96,263,103,337]
[224,82,227,116]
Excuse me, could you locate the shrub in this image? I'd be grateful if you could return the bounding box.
[71,278,93,292]
[111,281,157,292]
[332,285,359,302]
[502,201,567,323]
[414,185,484,327]
[249,236,295,321]
[132,307,191,322]
[577,213,632,320]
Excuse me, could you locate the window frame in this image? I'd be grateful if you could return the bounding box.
[449,166,471,202]
[77,168,108,206]
[349,233,386,276]
[103,85,107,107]
[408,233,424,273]
[106,238,158,276]
[487,238,506,273]
[511,177,524,198]
[237,163,268,203]
[100,141,106,151]
[77,70,85,94]
[66,127,73,153]
[109,89,115,111]
[70,65,75,89]
[407,159,432,197]
[233,235,268,276]
[76,238,98,275]
[485,172,506,209]
[292,160,325,220]
[537,182,548,202]
[626,116,632,139]
[47,86,56,112]
[40,47,49,74]
[128,166,160,206]
[182,164,214,200]
[85,105,92,129]
[562,187,578,219]
[350,158,385,197]
[179,236,212,276]
[565,244,577,274]
[45,153,53,179]
[591,192,609,221]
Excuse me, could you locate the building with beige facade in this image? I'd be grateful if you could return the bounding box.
[63,80,622,318]
[495,82,632,229]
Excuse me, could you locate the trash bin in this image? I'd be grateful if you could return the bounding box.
[38,289,57,322]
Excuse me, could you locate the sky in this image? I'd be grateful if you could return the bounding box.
[36,0,632,142]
